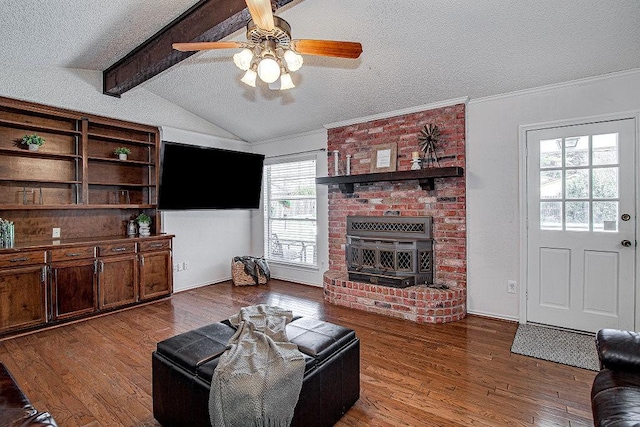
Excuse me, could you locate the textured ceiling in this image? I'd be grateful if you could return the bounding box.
[2,0,640,142]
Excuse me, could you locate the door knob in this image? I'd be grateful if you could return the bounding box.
[621,240,633,247]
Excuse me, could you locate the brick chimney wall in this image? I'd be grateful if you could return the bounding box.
[326,103,466,289]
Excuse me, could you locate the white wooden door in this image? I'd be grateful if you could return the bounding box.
[526,118,636,332]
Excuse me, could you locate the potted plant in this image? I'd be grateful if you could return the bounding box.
[21,134,45,151]
[114,147,131,160]
[136,213,151,236]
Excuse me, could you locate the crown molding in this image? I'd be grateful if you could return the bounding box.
[469,68,640,105]
[324,97,469,130]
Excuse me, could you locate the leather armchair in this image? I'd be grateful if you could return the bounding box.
[591,329,640,426]
[0,362,58,427]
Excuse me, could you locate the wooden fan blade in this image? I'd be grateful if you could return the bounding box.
[291,40,362,59]
[245,0,275,31]
[172,41,243,52]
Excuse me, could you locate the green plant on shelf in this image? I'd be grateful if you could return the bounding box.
[136,213,151,224]
[114,147,131,155]
[21,133,45,146]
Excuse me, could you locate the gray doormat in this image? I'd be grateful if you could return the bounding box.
[510,323,599,371]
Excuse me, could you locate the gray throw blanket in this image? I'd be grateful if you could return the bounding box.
[209,305,305,427]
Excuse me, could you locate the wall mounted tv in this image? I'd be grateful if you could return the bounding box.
[158,141,265,210]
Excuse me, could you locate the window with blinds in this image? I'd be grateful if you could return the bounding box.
[263,158,317,267]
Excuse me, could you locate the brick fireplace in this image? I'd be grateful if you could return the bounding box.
[321,103,466,323]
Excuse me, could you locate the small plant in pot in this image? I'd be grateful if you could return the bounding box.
[114,147,131,160]
[21,134,45,151]
[136,213,152,236]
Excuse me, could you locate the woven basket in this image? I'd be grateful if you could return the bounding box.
[231,258,268,286]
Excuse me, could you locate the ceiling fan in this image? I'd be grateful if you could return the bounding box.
[172,0,362,90]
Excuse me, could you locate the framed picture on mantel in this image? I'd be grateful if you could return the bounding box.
[370,143,397,173]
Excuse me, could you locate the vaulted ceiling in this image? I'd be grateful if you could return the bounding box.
[2,0,640,142]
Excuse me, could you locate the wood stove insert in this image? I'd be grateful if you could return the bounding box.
[346,216,433,288]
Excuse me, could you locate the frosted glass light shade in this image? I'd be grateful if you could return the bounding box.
[233,49,254,71]
[283,50,303,72]
[280,73,295,90]
[240,69,257,87]
[257,57,281,83]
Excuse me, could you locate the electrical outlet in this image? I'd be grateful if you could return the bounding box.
[52,227,61,238]
[182,261,188,271]
[507,280,517,294]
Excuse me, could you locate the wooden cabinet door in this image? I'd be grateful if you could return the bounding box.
[0,265,46,333]
[98,254,138,310]
[139,250,172,301]
[51,259,97,320]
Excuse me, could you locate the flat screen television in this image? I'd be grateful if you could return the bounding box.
[158,141,265,210]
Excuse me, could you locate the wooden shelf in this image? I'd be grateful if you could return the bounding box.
[88,182,153,188]
[0,204,156,211]
[0,178,81,185]
[87,132,154,146]
[0,118,80,136]
[88,156,152,166]
[0,147,81,160]
[316,167,464,193]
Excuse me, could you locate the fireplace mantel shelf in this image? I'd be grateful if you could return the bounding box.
[316,167,464,193]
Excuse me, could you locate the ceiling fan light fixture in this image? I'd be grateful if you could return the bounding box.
[283,49,303,72]
[257,56,281,83]
[279,72,295,90]
[233,48,254,71]
[241,68,258,87]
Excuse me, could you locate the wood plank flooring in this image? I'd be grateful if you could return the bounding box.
[0,280,596,426]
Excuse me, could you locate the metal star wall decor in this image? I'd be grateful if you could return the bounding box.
[418,124,440,167]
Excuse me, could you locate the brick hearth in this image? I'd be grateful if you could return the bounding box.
[324,271,466,323]
[323,103,467,324]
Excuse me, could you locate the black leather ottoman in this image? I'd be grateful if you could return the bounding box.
[152,317,360,427]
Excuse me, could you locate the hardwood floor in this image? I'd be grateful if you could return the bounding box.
[0,280,596,426]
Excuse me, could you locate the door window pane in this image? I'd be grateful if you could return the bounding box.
[593,201,619,232]
[540,202,562,230]
[540,170,562,199]
[565,169,589,199]
[593,167,618,199]
[564,136,589,167]
[593,133,618,165]
[566,202,589,231]
[540,139,562,168]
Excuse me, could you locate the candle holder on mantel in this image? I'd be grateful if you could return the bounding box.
[410,151,421,170]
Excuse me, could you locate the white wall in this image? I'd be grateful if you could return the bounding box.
[250,130,329,287]
[160,127,257,292]
[466,69,640,320]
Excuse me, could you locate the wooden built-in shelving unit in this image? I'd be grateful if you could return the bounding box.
[0,96,172,339]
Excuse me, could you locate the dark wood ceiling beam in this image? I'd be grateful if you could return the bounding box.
[103,0,295,97]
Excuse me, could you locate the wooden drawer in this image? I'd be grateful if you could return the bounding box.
[49,245,95,262]
[0,250,46,268]
[138,239,171,252]
[97,242,136,257]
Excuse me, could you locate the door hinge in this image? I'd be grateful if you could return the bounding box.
[525,289,528,300]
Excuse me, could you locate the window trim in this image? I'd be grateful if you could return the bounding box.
[263,155,318,269]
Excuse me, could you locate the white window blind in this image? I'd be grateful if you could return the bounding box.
[263,159,317,267]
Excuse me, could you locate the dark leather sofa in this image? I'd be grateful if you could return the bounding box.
[0,362,58,427]
[591,328,640,426]
[152,316,360,427]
